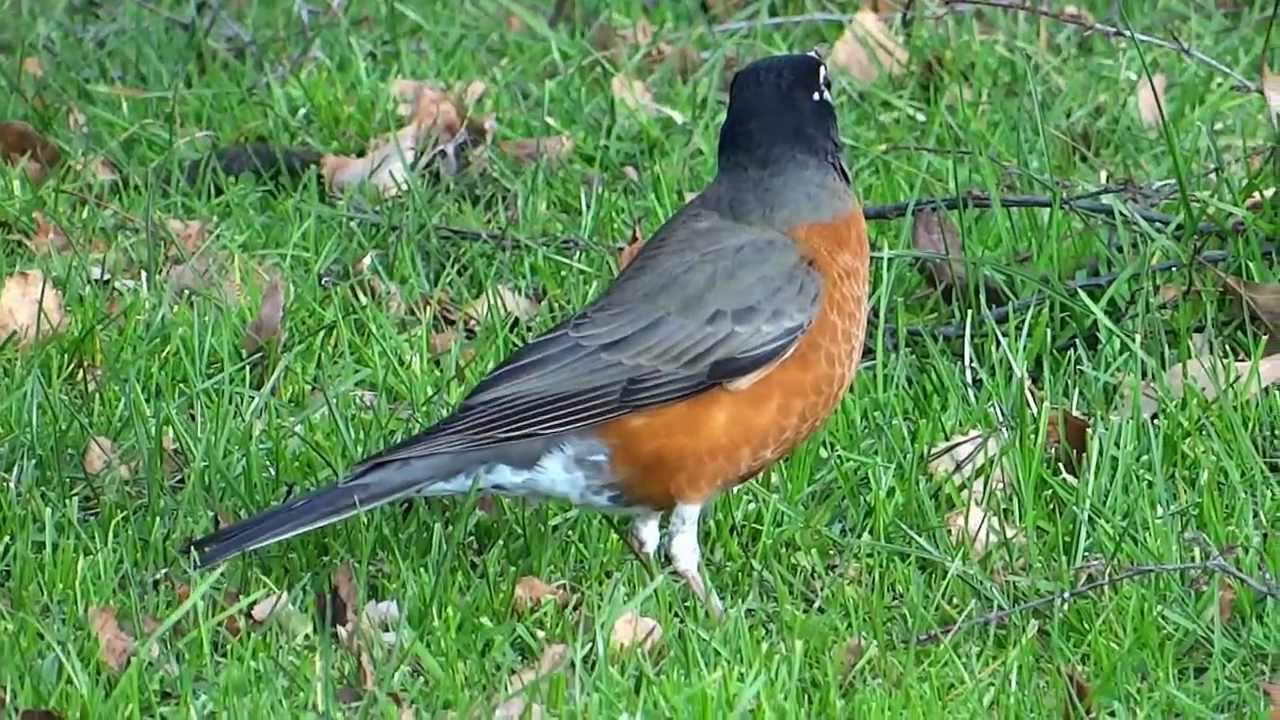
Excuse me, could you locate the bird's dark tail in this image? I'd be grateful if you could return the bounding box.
[186,466,432,569]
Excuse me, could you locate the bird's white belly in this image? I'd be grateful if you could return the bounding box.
[411,441,627,510]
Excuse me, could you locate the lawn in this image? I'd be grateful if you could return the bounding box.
[1,0,1278,717]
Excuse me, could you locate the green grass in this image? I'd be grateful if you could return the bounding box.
[2,0,1278,716]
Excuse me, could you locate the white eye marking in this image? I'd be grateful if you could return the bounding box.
[815,63,833,104]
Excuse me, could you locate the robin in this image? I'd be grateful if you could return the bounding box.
[190,51,870,618]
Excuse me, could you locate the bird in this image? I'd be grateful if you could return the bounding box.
[189,50,870,618]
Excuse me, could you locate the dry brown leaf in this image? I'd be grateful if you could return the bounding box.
[0,269,68,348]
[1136,73,1168,129]
[505,643,570,695]
[391,79,463,135]
[1262,679,1280,720]
[830,10,908,83]
[498,134,574,166]
[618,223,646,271]
[836,636,866,677]
[1062,665,1094,720]
[512,576,570,613]
[912,208,966,287]
[945,503,1022,556]
[68,106,88,134]
[1245,187,1276,210]
[1218,582,1236,624]
[165,254,238,302]
[429,329,462,355]
[321,123,428,198]
[1045,409,1089,476]
[166,218,213,255]
[1118,351,1280,418]
[494,698,545,719]
[610,74,686,124]
[243,272,286,353]
[464,284,540,324]
[926,428,1001,490]
[88,606,135,673]
[928,429,1022,557]
[31,212,70,254]
[1263,67,1280,129]
[250,591,313,638]
[83,435,131,479]
[1221,274,1280,334]
[0,121,60,183]
[609,611,662,653]
[331,562,360,630]
[22,57,45,78]
[74,156,121,184]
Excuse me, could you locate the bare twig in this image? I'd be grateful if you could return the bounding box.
[862,190,1240,238]
[709,12,855,34]
[915,554,1278,645]
[944,0,1258,93]
[879,243,1279,341]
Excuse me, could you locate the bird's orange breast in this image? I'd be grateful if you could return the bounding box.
[596,209,871,510]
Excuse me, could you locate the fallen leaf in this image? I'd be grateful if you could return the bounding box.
[250,591,312,638]
[1221,274,1280,334]
[618,223,645,271]
[505,643,570,694]
[1245,187,1276,211]
[166,218,213,255]
[73,155,121,184]
[22,57,45,78]
[1045,409,1089,476]
[609,611,662,653]
[243,272,286,353]
[498,134,574,166]
[83,435,131,479]
[391,79,462,135]
[1213,581,1237,624]
[1118,351,1280,418]
[1062,665,1094,720]
[1261,679,1280,720]
[494,698,545,719]
[1060,5,1096,23]
[1136,73,1168,129]
[912,208,966,287]
[1263,67,1280,129]
[68,106,88,134]
[830,10,908,83]
[18,710,63,720]
[0,269,68,348]
[464,284,540,324]
[30,212,70,254]
[610,74,686,124]
[0,121,61,182]
[321,123,428,197]
[836,636,865,677]
[165,254,238,302]
[429,329,463,355]
[330,562,360,629]
[88,606,135,673]
[928,428,1022,557]
[945,502,1022,557]
[512,576,570,613]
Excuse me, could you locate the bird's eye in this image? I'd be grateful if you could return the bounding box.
[813,62,833,104]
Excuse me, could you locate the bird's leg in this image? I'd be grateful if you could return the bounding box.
[667,503,724,619]
[626,511,662,579]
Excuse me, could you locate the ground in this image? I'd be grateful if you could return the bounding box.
[1,0,1278,717]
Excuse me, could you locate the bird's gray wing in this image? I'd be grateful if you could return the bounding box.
[355,206,820,469]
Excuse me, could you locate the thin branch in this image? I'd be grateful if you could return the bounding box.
[862,190,1240,238]
[915,555,1278,645]
[709,12,854,34]
[944,0,1258,93]
[881,243,1279,341]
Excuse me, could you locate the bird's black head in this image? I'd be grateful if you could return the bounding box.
[717,52,846,182]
